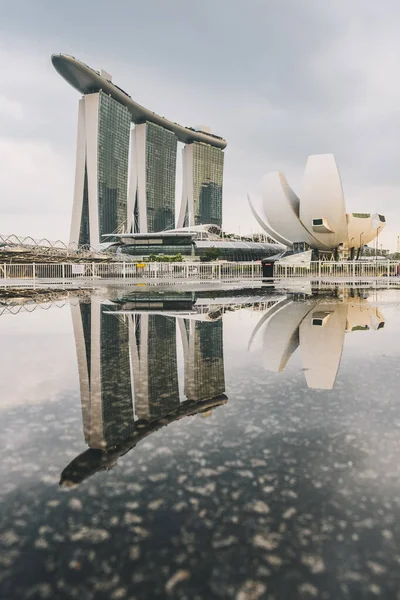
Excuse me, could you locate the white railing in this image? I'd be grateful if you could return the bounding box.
[2,260,399,287]
[274,260,400,279]
[0,261,262,284]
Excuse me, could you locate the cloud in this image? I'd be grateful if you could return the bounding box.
[0,96,24,121]
[0,1,399,249]
[0,138,72,213]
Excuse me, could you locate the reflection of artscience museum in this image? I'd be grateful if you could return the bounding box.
[251,294,384,390]
[249,154,386,259]
[61,290,386,485]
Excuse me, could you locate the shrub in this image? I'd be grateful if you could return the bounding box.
[200,247,221,262]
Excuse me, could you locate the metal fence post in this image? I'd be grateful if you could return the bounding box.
[32,263,36,281]
[3,263,7,280]
[62,263,65,281]
[218,263,222,280]
[123,261,126,279]
[92,262,95,278]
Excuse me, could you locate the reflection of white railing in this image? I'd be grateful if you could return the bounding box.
[274,261,400,278]
[0,261,262,285]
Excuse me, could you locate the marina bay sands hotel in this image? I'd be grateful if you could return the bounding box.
[52,54,226,247]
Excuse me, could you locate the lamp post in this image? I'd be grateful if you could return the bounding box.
[377,226,381,257]
[358,232,364,260]
[375,225,382,276]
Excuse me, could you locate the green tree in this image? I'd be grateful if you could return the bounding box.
[201,246,221,262]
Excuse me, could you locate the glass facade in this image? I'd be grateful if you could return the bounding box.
[79,169,90,246]
[144,122,177,232]
[79,303,92,385]
[120,243,193,257]
[189,142,224,227]
[77,301,134,449]
[132,314,180,421]
[119,240,279,261]
[97,91,131,240]
[147,315,180,418]
[185,320,225,401]
[100,305,134,447]
[194,245,269,262]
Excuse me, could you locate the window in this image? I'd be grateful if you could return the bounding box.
[312,318,323,326]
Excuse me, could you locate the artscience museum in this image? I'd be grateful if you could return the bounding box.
[249,154,386,259]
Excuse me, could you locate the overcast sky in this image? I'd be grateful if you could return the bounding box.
[1,0,400,249]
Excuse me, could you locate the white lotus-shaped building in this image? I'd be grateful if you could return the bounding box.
[248,154,386,257]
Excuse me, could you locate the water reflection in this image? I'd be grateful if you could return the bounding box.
[2,286,400,599]
[62,288,385,485]
[251,289,385,389]
[62,294,228,486]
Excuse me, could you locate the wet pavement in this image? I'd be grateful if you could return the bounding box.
[1,286,400,599]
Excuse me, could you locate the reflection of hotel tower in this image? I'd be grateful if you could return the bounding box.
[179,319,225,401]
[71,300,134,449]
[253,294,384,390]
[129,314,180,420]
[71,300,226,450]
